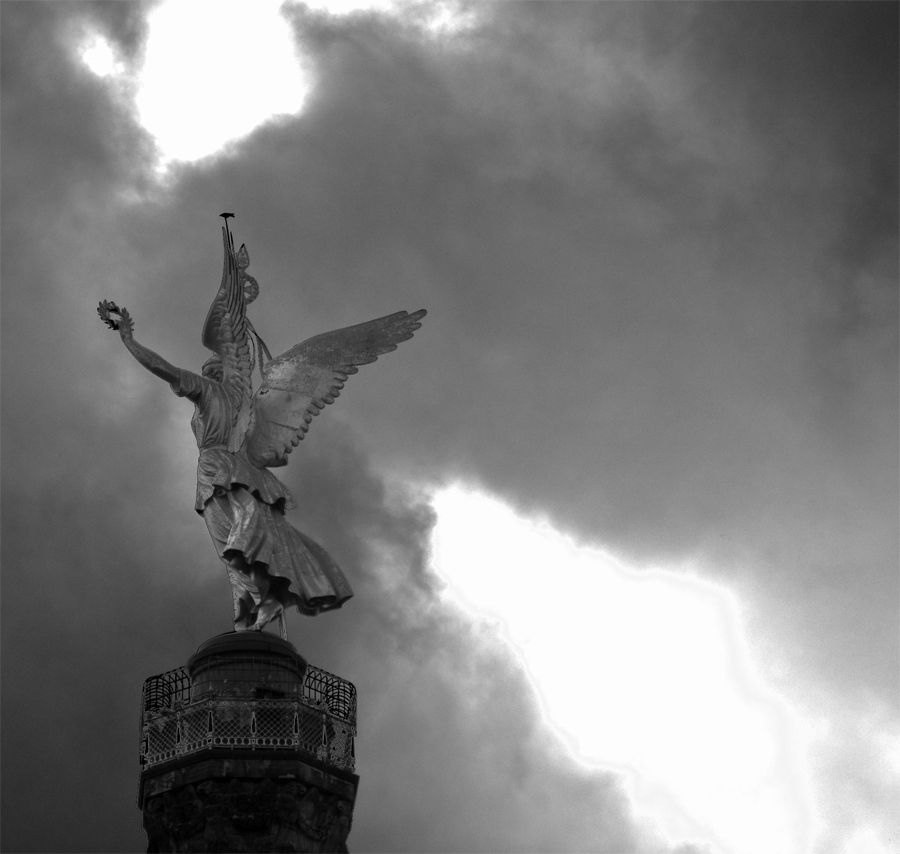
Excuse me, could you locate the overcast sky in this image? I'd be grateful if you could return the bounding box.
[1,3,897,853]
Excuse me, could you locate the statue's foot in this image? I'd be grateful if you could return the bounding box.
[250,599,284,631]
[233,596,256,631]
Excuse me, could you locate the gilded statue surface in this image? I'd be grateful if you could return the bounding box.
[100,219,426,634]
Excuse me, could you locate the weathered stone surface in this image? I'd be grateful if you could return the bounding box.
[140,633,358,852]
[140,752,357,853]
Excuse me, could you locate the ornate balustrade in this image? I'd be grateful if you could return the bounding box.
[140,663,356,773]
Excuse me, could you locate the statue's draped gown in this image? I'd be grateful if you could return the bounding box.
[170,367,354,616]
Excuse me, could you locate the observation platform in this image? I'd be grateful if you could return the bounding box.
[138,632,358,853]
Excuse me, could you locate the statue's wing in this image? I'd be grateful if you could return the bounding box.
[201,228,254,451]
[246,309,427,468]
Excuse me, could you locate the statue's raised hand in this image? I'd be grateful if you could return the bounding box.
[98,300,134,339]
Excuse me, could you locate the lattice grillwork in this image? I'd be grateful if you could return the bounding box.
[296,706,323,754]
[305,665,356,722]
[142,667,191,715]
[328,721,352,765]
[141,654,356,772]
[141,688,356,771]
[181,705,209,743]
[212,701,254,740]
[145,717,180,763]
[141,664,356,718]
[255,703,293,739]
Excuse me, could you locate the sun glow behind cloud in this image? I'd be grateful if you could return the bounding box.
[78,0,475,171]
[430,484,815,854]
[80,35,125,78]
[79,0,310,168]
[137,0,310,166]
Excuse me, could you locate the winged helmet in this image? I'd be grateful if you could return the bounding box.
[202,227,426,469]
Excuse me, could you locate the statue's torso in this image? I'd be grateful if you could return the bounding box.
[171,370,295,513]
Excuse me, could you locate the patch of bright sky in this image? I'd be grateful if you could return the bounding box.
[299,0,477,37]
[80,34,125,78]
[844,827,898,854]
[136,0,309,166]
[430,484,816,854]
[78,0,475,171]
[77,0,308,169]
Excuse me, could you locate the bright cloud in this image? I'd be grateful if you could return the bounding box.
[430,484,815,854]
[136,0,310,165]
[78,0,476,170]
[80,34,124,78]
[843,827,897,854]
[78,0,310,167]
[299,0,477,36]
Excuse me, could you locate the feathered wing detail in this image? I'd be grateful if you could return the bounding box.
[245,309,427,468]
[201,228,255,451]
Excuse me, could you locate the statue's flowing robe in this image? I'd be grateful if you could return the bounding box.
[170,368,353,616]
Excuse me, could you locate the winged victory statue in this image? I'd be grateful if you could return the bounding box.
[99,218,426,637]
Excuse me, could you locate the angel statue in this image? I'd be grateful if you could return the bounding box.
[99,219,426,637]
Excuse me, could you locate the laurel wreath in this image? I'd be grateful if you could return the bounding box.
[97,299,133,334]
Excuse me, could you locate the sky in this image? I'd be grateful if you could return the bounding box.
[1,2,897,853]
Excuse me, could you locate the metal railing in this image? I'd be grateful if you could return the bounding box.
[140,664,356,773]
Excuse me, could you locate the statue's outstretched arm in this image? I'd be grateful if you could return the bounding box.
[98,300,182,386]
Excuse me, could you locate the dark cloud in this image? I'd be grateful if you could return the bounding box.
[2,2,897,852]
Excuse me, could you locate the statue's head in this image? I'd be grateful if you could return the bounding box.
[202,355,223,382]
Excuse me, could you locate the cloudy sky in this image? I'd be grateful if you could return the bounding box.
[1,2,897,853]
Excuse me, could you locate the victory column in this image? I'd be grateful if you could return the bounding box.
[100,215,425,852]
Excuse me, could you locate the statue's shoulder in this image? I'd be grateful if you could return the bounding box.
[170,368,205,400]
